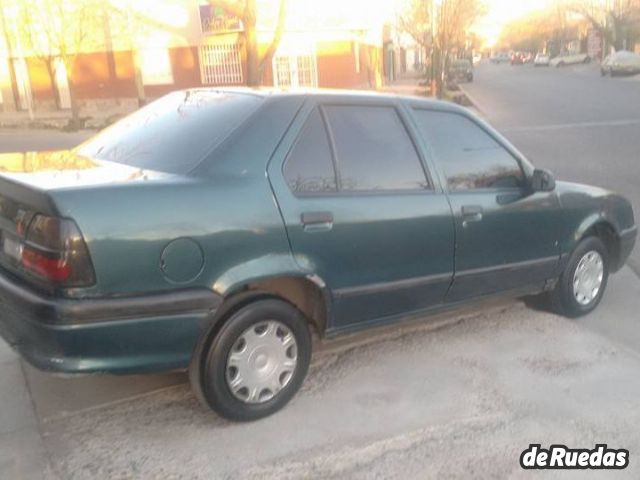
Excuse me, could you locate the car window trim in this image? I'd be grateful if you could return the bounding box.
[281,106,339,195]
[292,189,444,198]
[411,107,528,193]
[320,102,434,194]
[318,106,342,191]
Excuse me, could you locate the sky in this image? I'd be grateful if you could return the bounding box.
[286,0,557,50]
[472,0,553,47]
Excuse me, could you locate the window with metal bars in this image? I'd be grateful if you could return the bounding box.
[199,44,243,85]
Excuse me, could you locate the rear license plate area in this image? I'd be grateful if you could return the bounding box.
[1,232,22,262]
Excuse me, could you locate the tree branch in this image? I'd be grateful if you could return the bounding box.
[398,16,427,47]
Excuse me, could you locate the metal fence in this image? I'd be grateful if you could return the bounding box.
[199,44,243,85]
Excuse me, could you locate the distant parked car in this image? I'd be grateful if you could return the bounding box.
[511,52,525,65]
[0,90,636,421]
[472,53,482,65]
[534,53,551,66]
[550,53,591,67]
[491,52,511,63]
[448,58,473,82]
[601,50,640,76]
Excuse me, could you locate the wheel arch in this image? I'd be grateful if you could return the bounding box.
[221,274,333,337]
[188,274,332,410]
[574,217,622,272]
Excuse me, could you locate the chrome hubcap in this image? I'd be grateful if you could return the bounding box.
[226,321,298,404]
[573,250,604,306]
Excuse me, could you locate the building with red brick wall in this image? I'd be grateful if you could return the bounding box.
[0,0,387,114]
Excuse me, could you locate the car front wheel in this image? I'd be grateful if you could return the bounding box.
[549,237,609,318]
[191,298,312,421]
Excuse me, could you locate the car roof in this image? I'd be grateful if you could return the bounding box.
[613,50,639,57]
[174,87,465,113]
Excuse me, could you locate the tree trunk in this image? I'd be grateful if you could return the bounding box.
[434,48,443,98]
[0,0,20,111]
[67,75,81,130]
[211,0,286,86]
[131,49,147,106]
[257,0,287,82]
[45,60,61,110]
[244,0,260,86]
[245,24,260,85]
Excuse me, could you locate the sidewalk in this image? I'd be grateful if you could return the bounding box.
[381,72,429,97]
[0,103,135,130]
[0,340,47,480]
[383,73,482,117]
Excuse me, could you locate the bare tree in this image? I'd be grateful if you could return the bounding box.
[211,0,287,86]
[436,0,485,58]
[397,0,483,96]
[434,0,485,95]
[397,0,431,52]
[18,0,100,128]
[498,6,571,53]
[567,0,640,51]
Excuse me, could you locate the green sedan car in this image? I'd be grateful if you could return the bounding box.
[0,90,636,421]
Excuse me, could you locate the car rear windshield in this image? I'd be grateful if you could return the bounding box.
[76,90,263,174]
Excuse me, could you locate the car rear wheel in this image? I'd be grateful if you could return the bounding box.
[190,298,311,421]
[549,237,609,318]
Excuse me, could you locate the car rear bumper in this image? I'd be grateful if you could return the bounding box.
[0,272,222,374]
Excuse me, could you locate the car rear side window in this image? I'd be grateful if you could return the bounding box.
[283,109,337,193]
[323,105,428,191]
[76,90,262,174]
[413,110,524,191]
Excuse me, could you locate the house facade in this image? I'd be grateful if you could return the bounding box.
[0,0,385,114]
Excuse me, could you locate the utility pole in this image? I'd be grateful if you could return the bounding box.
[430,0,437,97]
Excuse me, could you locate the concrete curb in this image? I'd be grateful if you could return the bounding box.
[456,83,487,117]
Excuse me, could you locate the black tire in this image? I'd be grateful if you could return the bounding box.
[548,237,609,318]
[190,298,311,421]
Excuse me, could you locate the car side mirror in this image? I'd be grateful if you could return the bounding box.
[530,168,556,192]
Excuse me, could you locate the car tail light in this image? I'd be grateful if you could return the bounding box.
[21,214,95,287]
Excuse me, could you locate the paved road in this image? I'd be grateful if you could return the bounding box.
[461,61,640,273]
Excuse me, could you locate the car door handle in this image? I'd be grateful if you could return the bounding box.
[461,205,483,226]
[301,211,333,232]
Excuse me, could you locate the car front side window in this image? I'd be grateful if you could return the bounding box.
[413,109,524,191]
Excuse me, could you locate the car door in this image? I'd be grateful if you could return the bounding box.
[411,107,562,302]
[268,98,455,332]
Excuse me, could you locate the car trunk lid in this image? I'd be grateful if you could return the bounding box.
[0,150,168,289]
